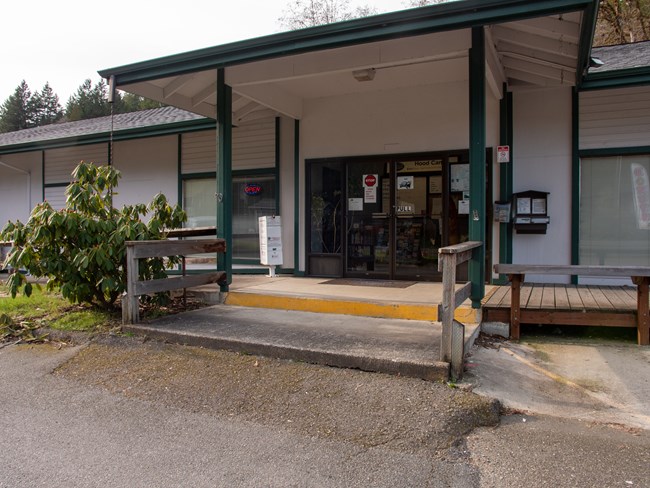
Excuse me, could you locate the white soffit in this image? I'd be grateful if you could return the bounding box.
[117,10,587,119]
[490,11,583,89]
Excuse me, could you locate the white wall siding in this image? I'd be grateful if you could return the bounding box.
[580,86,650,150]
[112,135,179,208]
[44,144,107,184]
[0,152,42,226]
[181,116,276,174]
[233,117,276,170]
[44,186,67,211]
[182,130,216,174]
[512,87,573,282]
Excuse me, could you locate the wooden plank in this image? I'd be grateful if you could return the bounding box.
[439,241,482,255]
[565,285,584,310]
[439,252,457,362]
[495,264,650,277]
[600,285,630,311]
[632,276,649,345]
[605,285,636,311]
[454,282,472,308]
[588,285,614,310]
[520,285,533,308]
[541,284,556,309]
[134,272,226,296]
[527,283,544,309]
[129,239,226,259]
[554,285,571,310]
[576,285,599,310]
[509,274,522,340]
[520,310,636,327]
[621,285,638,301]
[483,308,509,322]
[483,286,509,308]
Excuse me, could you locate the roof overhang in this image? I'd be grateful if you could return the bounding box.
[99,0,599,120]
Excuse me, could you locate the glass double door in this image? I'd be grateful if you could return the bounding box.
[345,159,463,280]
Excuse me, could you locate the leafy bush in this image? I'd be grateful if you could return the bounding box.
[0,162,186,310]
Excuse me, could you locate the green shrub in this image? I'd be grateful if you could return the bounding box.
[1,162,186,310]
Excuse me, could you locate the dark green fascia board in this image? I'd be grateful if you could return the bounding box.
[580,66,650,91]
[0,118,216,156]
[575,0,599,86]
[99,0,595,87]
[579,146,650,157]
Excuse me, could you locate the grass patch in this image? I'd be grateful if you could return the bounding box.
[1,281,118,337]
[50,309,112,332]
[0,283,69,320]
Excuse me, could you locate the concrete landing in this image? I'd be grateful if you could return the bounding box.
[125,304,480,381]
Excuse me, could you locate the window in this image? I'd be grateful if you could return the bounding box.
[580,155,650,266]
[232,174,277,260]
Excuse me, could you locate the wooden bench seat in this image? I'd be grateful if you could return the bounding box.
[493,264,650,345]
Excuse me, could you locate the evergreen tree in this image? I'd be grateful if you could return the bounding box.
[65,79,114,121]
[118,92,164,113]
[30,82,63,126]
[0,80,33,133]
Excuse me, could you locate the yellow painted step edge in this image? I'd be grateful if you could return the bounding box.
[224,292,480,323]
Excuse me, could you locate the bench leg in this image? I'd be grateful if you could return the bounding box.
[508,274,523,341]
[633,276,649,346]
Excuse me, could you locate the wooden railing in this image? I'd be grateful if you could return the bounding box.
[122,238,226,325]
[438,241,482,380]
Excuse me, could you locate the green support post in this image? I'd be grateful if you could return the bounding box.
[497,87,513,283]
[217,68,233,292]
[469,26,486,307]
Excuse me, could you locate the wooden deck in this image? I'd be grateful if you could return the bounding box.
[483,284,642,327]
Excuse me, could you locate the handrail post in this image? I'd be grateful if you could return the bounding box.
[439,252,456,363]
[125,243,139,324]
[438,241,483,380]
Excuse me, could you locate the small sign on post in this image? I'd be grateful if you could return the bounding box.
[497,145,510,163]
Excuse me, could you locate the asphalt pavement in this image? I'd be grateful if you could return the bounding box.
[1,340,649,488]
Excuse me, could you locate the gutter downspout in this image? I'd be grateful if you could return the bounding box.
[0,160,32,218]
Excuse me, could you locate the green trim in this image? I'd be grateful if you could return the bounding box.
[216,69,233,291]
[275,117,281,215]
[181,171,217,179]
[0,119,216,155]
[579,146,650,157]
[469,26,486,307]
[233,168,275,177]
[294,119,300,276]
[43,182,69,188]
[177,134,182,207]
[41,151,45,201]
[580,66,650,91]
[100,0,596,86]
[571,88,580,284]
[496,86,513,284]
[575,0,599,86]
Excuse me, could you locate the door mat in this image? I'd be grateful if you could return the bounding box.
[321,278,416,288]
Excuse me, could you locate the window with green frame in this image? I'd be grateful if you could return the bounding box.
[182,173,277,262]
[580,154,650,267]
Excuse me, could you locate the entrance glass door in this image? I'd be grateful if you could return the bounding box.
[394,168,442,279]
[345,161,391,277]
[345,159,445,280]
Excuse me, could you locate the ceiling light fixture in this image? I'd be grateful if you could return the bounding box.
[352,68,376,82]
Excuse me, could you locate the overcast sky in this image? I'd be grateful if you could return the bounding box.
[1,0,413,106]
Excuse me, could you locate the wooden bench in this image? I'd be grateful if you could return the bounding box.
[494,264,650,345]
